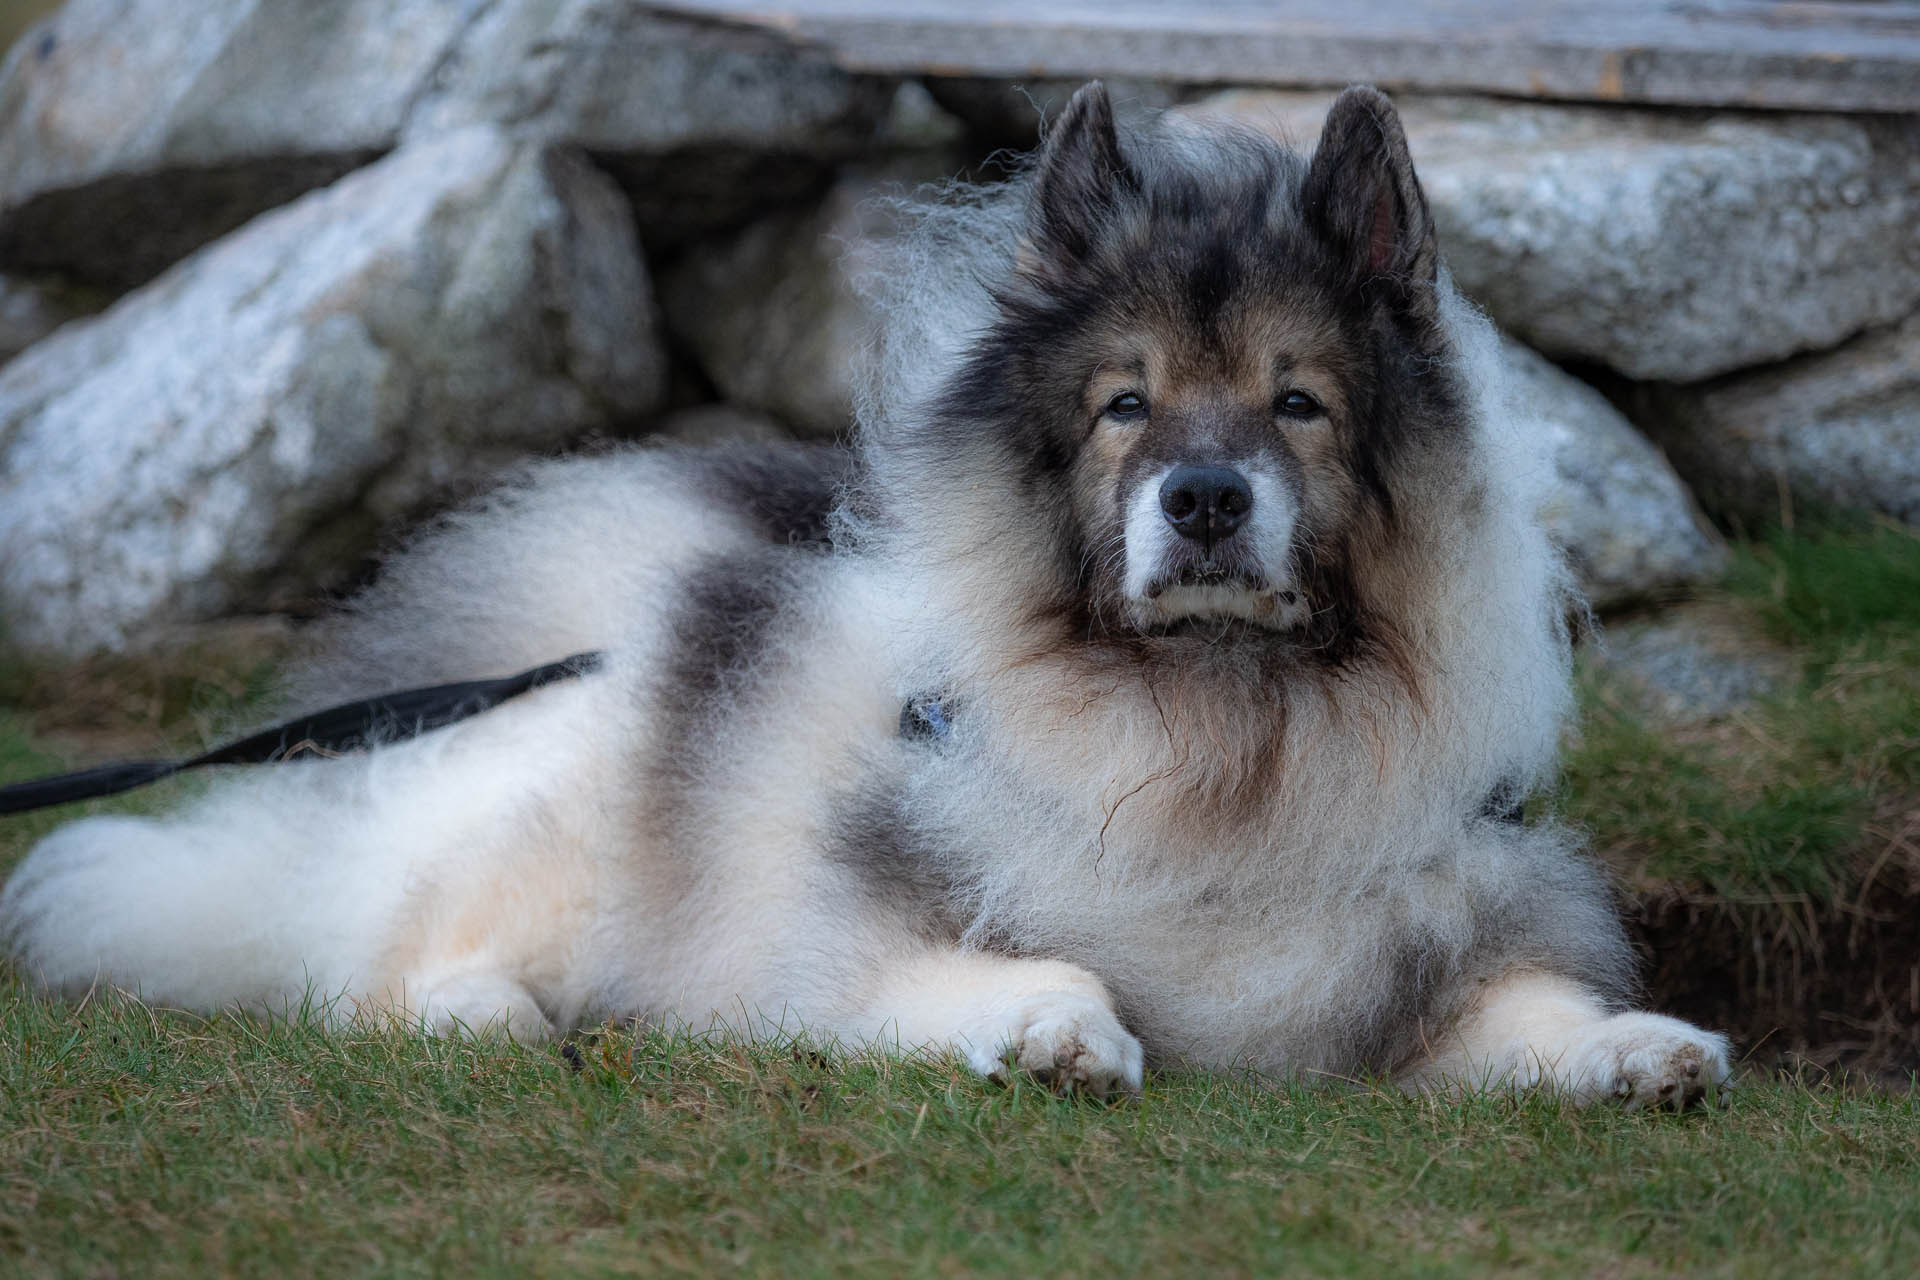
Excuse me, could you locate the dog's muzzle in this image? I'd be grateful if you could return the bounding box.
[1122,462,1307,630]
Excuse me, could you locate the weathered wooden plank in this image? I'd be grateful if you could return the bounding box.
[645,0,1920,113]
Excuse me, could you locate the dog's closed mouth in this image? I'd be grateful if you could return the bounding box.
[1144,568,1266,598]
[1133,578,1310,635]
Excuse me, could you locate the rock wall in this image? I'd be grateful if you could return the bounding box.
[0,0,1911,656]
[0,127,665,652]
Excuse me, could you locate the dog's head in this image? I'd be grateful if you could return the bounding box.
[924,83,1468,651]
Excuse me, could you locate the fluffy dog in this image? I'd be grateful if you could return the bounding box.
[2,84,1730,1106]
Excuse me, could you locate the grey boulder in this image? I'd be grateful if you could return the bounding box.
[1504,340,1727,609]
[1641,310,1920,528]
[1186,91,1920,381]
[0,0,892,286]
[0,126,665,656]
[662,155,964,438]
[406,0,895,247]
[0,274,96,365]
[0,0,456,287]
[1589,602,1795,725]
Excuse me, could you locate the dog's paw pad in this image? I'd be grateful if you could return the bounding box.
[1573,1013,1732,1110]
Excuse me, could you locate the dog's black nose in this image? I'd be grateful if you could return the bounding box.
[1159,466,1253,550]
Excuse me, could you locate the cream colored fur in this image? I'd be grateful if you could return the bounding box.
[1405,972,1731,1108]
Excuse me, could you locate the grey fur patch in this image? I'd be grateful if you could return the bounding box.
[697,441,854,549]
[1358,823,1638,1075]
[824,777,967,944]
[647,552,799,796]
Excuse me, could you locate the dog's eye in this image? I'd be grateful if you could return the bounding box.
[1105,392,1148,420]
[1275,390,1322,419]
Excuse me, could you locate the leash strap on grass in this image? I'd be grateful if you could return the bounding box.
[0,651,606,817]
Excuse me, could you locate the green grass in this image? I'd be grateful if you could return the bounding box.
[2,990,1917,1277]
[1728,520,1920,651]
[2,528,1918,1275]
[1559,524,1920,901]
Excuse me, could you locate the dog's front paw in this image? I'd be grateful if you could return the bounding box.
[960,990,1144,1097]
[1563,1012,1732,1109]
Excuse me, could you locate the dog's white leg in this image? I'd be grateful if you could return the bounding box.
[853,951,1144,1096]
[1403,971,1732,1108]
[406,971,554,1042]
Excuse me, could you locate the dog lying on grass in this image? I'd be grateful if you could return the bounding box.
[3,83,1730,1107]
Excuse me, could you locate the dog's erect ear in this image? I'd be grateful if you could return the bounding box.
[1027,81,1136,268]
[1301,87,1438,317]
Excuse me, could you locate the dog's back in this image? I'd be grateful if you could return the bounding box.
[287,440,851,706]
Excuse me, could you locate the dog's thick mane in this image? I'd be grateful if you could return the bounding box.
[848,108,1574,833]
[832,99,1628,1071]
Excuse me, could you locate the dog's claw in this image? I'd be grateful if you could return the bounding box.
[966,990,1144,1099]
[1569,1013,1732,1110]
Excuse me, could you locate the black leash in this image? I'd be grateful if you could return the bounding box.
[2,659,1530,828]
[0,651,605,816]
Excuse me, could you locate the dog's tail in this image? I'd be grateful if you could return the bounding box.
[1,666,614,1018]
[0,773,393,1016]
